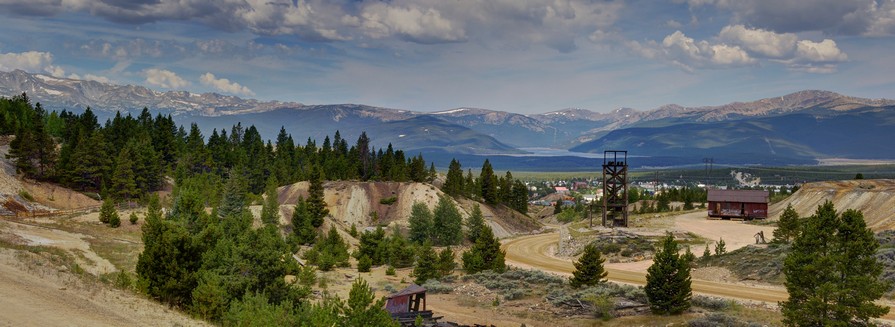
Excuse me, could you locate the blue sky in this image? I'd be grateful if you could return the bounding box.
[0,0,893,114]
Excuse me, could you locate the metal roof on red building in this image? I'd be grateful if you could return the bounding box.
[707,189,768,203]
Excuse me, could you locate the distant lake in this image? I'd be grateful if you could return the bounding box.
[506,148,605,158]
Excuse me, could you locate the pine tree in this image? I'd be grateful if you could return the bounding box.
[554,199,563,215]
[443,159,464,196]
[436,247,456,277]
[464,169,477,199]
[304,228,350,271]
[461,226,506,274]
[833,209,889,323]
[645,233,691,315]
[480,159,498,204]
[291,197,316,245]
[357,255,372,273]
[773,204,800,243]
[260,177,280,225]
[510,180,529,214]
[344,278,398,327]
[432,195,463,246]
[307,166,329,228]
[408,202,433,245]
[129,212,139,225]
[781,202,890,325]
[99,198,118,225]
[569,244,607,288]
[111,145,138,200]
[702,244,711,259]
[714,237,726,256]
[413,242,439,285]
[465,204,486,243]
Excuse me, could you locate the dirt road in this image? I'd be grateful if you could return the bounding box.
[502,232,788,303]
[674,211,774,250]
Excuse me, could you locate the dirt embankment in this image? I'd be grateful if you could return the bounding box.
[276,181,541,238]
[770,179,895,231]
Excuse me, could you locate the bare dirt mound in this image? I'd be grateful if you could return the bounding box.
[22,181,101,210]
[770,179,895,231]
[277,181,541,238]
[0,247,208,327]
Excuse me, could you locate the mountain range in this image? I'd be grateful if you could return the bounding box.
[2,69,894,168]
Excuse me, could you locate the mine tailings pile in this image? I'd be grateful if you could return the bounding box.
[770,179,895,231]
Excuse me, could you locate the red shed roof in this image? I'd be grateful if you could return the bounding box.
[386,284,426,299]
[707,189,768,203]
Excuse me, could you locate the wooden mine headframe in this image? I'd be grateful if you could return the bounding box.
[602,150,628,227]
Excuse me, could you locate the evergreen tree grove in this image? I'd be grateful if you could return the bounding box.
[461,226,506,274]
[781,202,889,325]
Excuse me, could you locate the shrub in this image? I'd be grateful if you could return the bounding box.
[379,196,398,205]
[421,279,455,294]
[18,190,34,202]
[691,295,733,310]
[688,313,763,327]
[357,255,372,272]
[385,266,396,276]
[108,211,121,228]
[129,212,139,225]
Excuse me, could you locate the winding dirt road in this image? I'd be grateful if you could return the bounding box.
[503,231,788,302]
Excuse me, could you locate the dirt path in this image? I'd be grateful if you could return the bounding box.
[0,248,209,327]
[503,232,787,301]
[673,211,774,251]
[0,220,116,275]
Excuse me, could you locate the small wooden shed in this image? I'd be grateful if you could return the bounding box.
[385,284,440,326]
[707,189,769,219]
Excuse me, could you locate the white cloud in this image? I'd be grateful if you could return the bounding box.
[144,68,189,89]
[632,25,849,73]
[783,39,848,73]
[795,39,848,62]
[360,3,465,43]
[199,72,254,96]
[719,25,797,58]
[0,50,63,75]
[651,30,756,70]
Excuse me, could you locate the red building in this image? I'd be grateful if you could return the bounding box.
[707,189,769,219]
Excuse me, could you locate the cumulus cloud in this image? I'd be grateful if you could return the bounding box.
[631,25,849,73]
[144,68,189,89]
[719,25,797,58]
[360,3,466,43]
[629,30,755,71]
[0,50,68,76]
[783,39,848,73]
[199,72,254,96]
